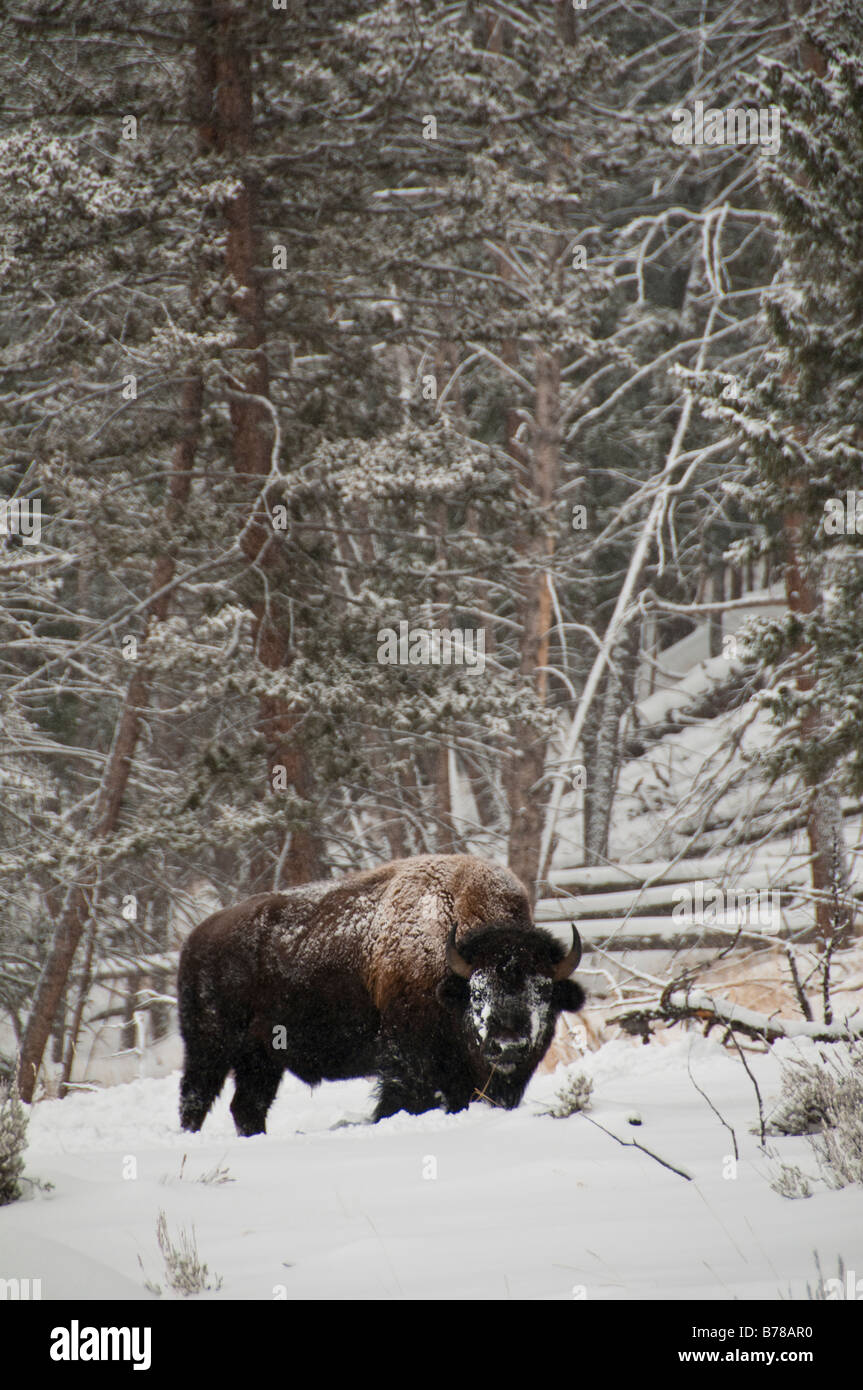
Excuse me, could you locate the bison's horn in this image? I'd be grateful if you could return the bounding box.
[552,925,582,981]
[445,926,473,979]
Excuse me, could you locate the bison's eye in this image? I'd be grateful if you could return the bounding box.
[466,969,496,1030]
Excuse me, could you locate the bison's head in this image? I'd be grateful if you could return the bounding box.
[436,922,584,1101]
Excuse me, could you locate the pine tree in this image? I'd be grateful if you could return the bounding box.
[0,1082,27,1205]
[692,0,863,942]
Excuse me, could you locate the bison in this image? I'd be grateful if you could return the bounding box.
[178,853,584,1135]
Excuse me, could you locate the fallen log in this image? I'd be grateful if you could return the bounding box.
[612,984,863,1044]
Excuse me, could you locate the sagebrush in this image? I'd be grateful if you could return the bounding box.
[544,1069,594,1118]
[768,1044,863,1190]
[145,1209,223,1297]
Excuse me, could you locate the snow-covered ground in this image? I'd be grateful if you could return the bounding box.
[5,1034,861,1301]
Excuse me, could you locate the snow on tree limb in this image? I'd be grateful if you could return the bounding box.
[614,985,863,1044]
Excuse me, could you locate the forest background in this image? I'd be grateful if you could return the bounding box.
[2,0,862,1099]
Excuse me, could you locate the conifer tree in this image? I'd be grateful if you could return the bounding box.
[693,0,863,942]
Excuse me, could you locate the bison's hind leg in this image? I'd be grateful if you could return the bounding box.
[179,1045,230,1133]
[230,1045,284,1137]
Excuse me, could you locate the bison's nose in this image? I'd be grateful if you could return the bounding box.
[486,1032,528,1059]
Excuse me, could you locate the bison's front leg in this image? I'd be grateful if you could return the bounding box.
[373,1075,438,1122]
[374,1011,471,1121]
[373,1024,433,1119]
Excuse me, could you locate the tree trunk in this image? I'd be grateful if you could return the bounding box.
[779,12,852,946]
[584,654,623,865]
[17,374,202,1100]
[60,919,96,1091]
[709,561,724,658]
[506,347,559,898]
[783,512,853,944]
[483,14,553,894]
[196,0,322,890]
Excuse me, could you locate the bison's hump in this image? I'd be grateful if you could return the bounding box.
[180,854,534,1011]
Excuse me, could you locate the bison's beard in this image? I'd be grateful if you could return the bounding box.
[467,1032,554,1109]
[471,1057,536,1109]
